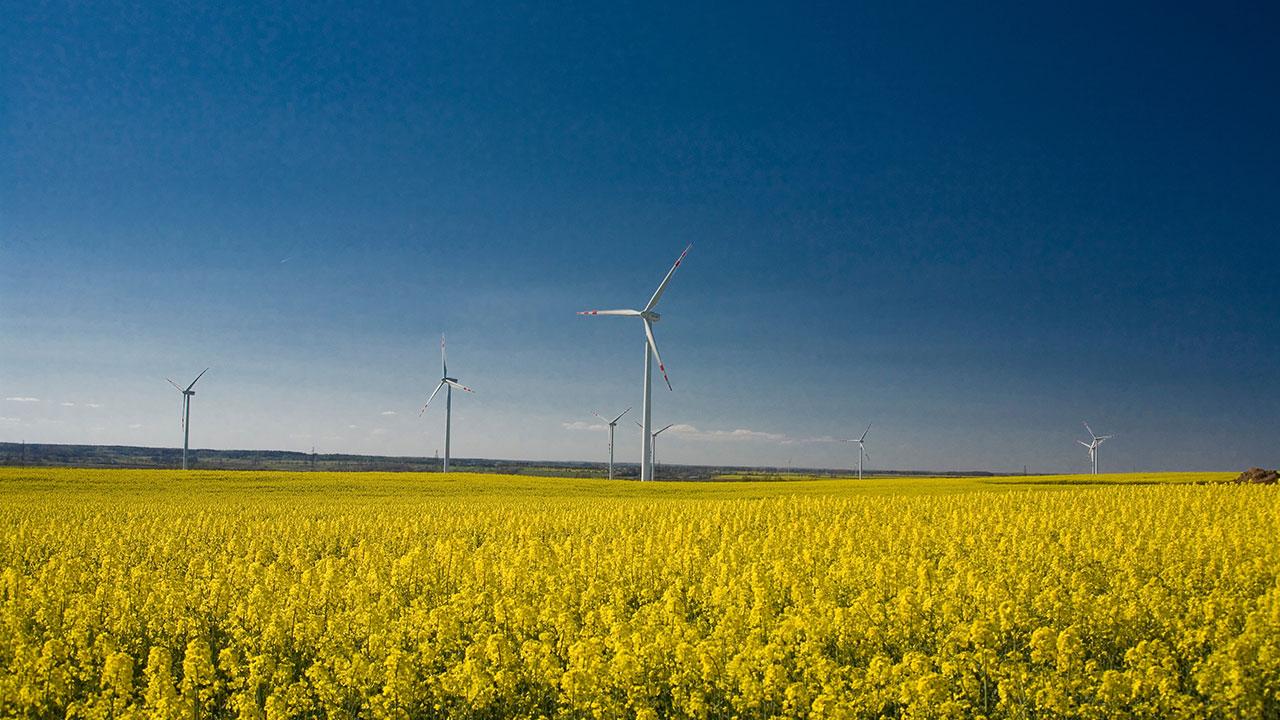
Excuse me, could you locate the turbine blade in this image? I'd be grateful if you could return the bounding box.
[166,378,184,392]
[645,244,692,312]
[441,334,447,377]
[634,420,643,429]
[859,422,872,442]
[592,411,606,422]
[444,380,475,394]
[1077,440,1091,448]
[611,406,632,424]
[419,381,446,416]
[1083,421,1096,439]
[654,423,674,436]
[577,309,643,316]
[185,367,210,391]
[643,319,672,391]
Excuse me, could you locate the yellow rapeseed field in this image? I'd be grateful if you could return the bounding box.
[1,468,1276,719]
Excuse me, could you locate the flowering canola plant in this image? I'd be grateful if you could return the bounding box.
[0,468,1276,719]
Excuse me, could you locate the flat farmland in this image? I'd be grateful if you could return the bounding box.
[2,468,1275,719]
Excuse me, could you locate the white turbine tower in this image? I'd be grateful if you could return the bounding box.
[419,334,475,473]
[1078,421,1113,475]
[579,244,691,481]
[842,423,872,480]
[592,407,631,480]
[166,368,209,471]
[636,420,675,480]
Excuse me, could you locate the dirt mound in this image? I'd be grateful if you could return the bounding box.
[1234,467,1279,484]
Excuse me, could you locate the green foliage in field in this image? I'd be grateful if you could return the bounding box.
[1,467,1272,719]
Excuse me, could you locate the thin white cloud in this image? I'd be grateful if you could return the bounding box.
[665,424,790,443]
[781,434,843,445]
[370,428,388,436]
[380,410,397,416]
[85,403,102,408]
[4,397,40,403]
[61,402,76,407]
[128,423,143,429]
[0,416,19,424]
[563,421,607,431]
[347,424,359,429]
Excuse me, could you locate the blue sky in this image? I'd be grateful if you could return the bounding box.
[2,0,1277,472]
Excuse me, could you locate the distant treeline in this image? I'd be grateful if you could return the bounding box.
[0,442,1005,481]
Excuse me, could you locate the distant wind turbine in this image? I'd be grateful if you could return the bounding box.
[636,420,675,480]
[419,334,475,473]
[1078,421,1113,475]
[579,244,692,481]
[165,368,209,471]
[592,407,631,480]
[842,423,872,480]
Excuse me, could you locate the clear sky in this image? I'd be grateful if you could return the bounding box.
[2,1,1277,473]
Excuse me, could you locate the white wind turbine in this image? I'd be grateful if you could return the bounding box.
[592,407,631,480]
[636,420,675,480]
[165,368,209,471]
[842,423,872,480]
[579,244,691,481]
[1078,421,1113,475]
[419,334,475,473]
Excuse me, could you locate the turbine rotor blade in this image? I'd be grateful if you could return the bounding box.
[420,381,446,416]
[166,378,184,392]
[441,334,447,377]
[643,319,672,391]
[645,244,692,312]
[1078,440,1092,448]
[444,380,475,394]
[654,423,674,436]
[185,367,210,392]
[577,309,643,316]
[1083,421,1097,439]
[611,406,632,424]
[859,422,872,442]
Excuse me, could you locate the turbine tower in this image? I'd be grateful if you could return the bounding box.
[1078,421,1113,475]
[592,407,631,480]
[636,420,675,480]
[843,423,872,480]
[579,244,691,481]
[420,334,475,473]
[166,368,209,471]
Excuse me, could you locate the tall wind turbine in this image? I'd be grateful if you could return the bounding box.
[843,423,872,480]
[166,368,209,471]
[592,407,631,479]
[636,420,675,480]
[579,244,691,481]
[420,334,475,473]
[1078,421,1113,475]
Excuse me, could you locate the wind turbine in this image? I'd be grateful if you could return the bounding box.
[636,420,675,480]
[1078,421,1113,475]
[842,423,872,480]
[165,368,209,470]
[592,407,631,480]
[419,334,475,473]
[579,244,691,481]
